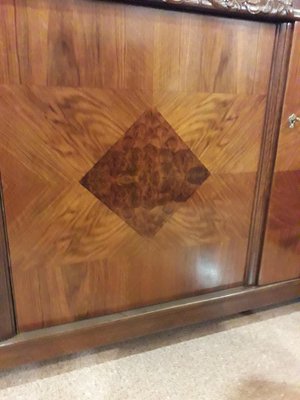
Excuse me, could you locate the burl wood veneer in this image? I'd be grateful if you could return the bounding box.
[80,109,210,237]
[260,22,300,284]
[0,0,275,331]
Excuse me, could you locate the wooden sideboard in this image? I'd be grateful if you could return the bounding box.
[0,0,299,369]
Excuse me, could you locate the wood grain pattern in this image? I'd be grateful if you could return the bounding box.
[260,22,300,284]
[1,0,275,95]
[245,23,294,285]
[81,109,210,237]
[0,176,16,341]
[0,0,275,331]
[1,280,300,370]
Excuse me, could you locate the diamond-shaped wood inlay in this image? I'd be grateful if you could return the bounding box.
[0,0,274,332]
[80,109,210,236]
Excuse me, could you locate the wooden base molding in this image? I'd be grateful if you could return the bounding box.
[0,280,299,370]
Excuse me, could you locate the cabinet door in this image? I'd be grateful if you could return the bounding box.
[0,0,275,331]
[260,22,300,285]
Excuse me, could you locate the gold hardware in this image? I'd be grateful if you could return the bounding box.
[288,113,300,129]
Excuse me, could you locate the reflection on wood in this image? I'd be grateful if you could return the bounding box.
[0,0,275,331]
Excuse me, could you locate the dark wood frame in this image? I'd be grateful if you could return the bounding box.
[0,280,299,370]
[0,0,299,369]
[0,176,16,342]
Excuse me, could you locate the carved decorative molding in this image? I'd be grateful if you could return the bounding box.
[162,0,294,16]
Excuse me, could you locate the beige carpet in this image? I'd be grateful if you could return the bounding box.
[0,302,299,399]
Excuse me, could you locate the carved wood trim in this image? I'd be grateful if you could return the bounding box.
[244,23,294,286]
[163,0,293,16]
[0,176,16,341]
[119,0,300,20]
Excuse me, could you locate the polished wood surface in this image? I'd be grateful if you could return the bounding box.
[80,108,210,237]
[245,23,294,285]
[260,22,300,284]
[1,281,300,370]
[0,0,275,331]
[0,177,16,341]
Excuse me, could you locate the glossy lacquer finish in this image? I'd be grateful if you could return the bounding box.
[260,22,300,284]
[0,0,275,331]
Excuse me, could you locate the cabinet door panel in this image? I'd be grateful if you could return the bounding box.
[260,22,300,285]
[0,0,275,331]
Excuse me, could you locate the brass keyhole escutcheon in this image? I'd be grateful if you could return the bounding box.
[288,113,300,129]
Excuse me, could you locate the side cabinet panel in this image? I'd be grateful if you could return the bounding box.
[0,177,15,341]
[260,22,300,284]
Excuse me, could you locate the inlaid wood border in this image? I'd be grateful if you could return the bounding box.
[245,23,294,286]
[117,0,300,21]
[0,176,16,341]
[0,280,299,370]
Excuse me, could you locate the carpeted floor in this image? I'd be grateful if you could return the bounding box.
[0,302,299,399]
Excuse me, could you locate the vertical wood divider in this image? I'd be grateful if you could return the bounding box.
[0,175,16,341]
[245,23,294,286]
